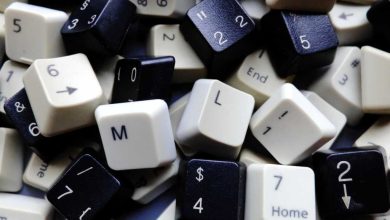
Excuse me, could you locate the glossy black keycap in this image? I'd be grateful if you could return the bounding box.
[180,0,257,78]
[180,159,246,220]
[367,1,390,51]
[261,11,338,77]
[4,89,60,161]
[111,56,174,103]
[47,153,133,220]
[61,0,137,56]
[312,147,390,218]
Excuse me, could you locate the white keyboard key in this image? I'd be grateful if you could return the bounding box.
[0,0,27,13]
[0,13,4,44]
[169,93,198,157]
[354,116,390,167]
[309,46,363,125]
[265,0,335,12]
[131,157,179,204]
[176,79,255,159]
[130,0,195,18]
[239,148,277,166]
[227,49,293,106]
[303,91,347,151]
[361,46,390,113]
[157,199,177,220]
[0,193,53,220]
[95,100,177,170]
[0,128,23,192]
[329,3,372,45]
[250,83,336,165]
[23,148,82,191]
[245,164,316,220]
[241,0,270,22]
[4,3,68,64]
[0,60,27,114]
[23,53,107,137]
[148,24,206,83]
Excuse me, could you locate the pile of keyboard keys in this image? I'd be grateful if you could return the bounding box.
[1,0,390,219]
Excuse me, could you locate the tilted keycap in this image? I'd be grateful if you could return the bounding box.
[47,153,133,220]
[4,2,67,64]
[261,11,338,76]
[313,147,390,217]
[61,0,137,56]
[112,56,174,104]
[180,159,246,220]
[180,0,257,78]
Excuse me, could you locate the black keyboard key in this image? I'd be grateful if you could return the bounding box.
[111,56,174,103]
[180,159,246,220]
[261,11,338,77]
[313,147,390,218]
[180,0,257,78]
[47,153,133,220]
[61,0,137,56]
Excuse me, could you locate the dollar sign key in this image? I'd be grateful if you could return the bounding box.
[196,167,204,182]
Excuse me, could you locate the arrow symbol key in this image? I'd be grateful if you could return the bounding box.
[339,12,354,20]
[342,184,351,209]
[56,86,77,95]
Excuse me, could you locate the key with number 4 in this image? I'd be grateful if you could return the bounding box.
[180,159,246,220]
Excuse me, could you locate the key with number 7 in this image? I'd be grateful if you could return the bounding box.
[245,164,316,220]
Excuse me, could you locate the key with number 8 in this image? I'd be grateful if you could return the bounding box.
[129,0,195,18]
[61,0,137,56]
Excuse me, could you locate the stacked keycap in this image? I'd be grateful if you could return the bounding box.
[1,0,390,219]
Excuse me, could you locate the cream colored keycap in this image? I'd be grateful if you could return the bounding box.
[0,128,23,192]
[354,116,390,168]
[0,0,27,12]
[130,0,195,18]
[148,24,206,83]
[239,148,277,166]
[4,3,67,64]
[157,200,177,220]
[95,100,177,170]
[303,91,347,151]
[0,60,27,114]
[361,46,390,113]
[329,3,372,45]
[23,54,107,137]
[265,0,335,13]
[0,13,4,44]
[227,49,293,106]
[309,47,363,125]
[241,0,270,21]
[131,157,180,204]
[0,193,53,220]
[23,148,82,191]
[176,79,255,159]
[245,164,316,220]
[169,93,197,157]
[250,83,336,165]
